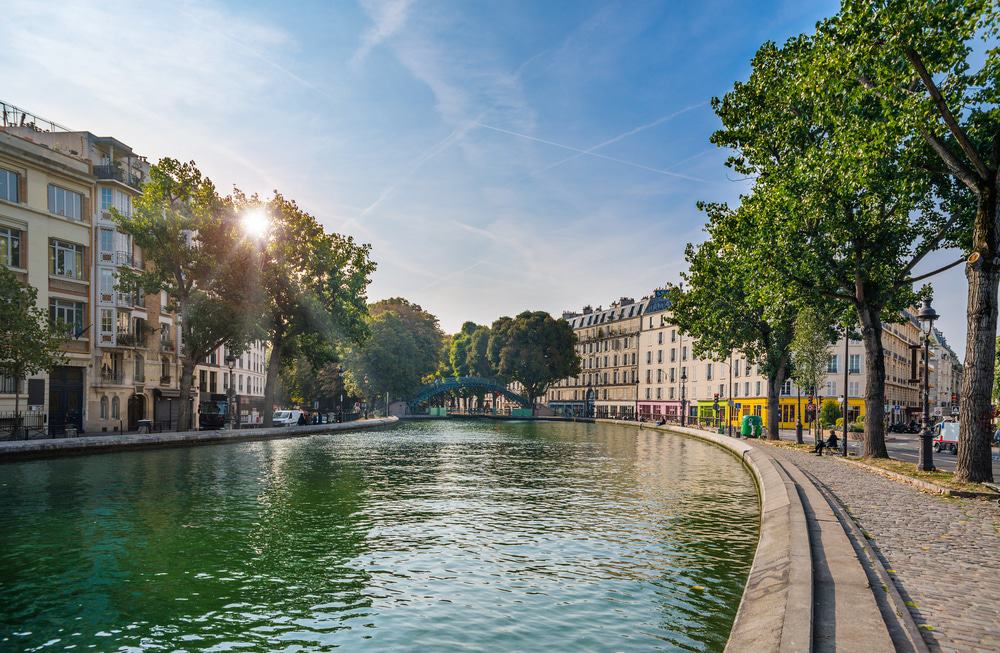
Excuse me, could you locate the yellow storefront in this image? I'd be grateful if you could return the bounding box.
[724,397,866,432]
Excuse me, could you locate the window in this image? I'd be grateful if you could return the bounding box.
[99,228,114,252]
[706,364,713,381]
[210,371,218,393]
[670,348,676,362]
[669,387,675,400]
[734,359,741,377]
[49,240,85,279]
[781,379,792,395]
[848,381,860,397]
[682,346,688,361]
[48,185,83,220]
[849,354,861,374]
[100,187,113,211]
[134,354,145,382]
[111,396,120,419]
[656,387,662,400]
[657,332,663,345]
[645,388,651,400]
[100,396,109,419]
[0,169,18,202]
[0,375,22,394]
[646,351,651,364]
[657,369,663,383]
[49,298,85,336]
[0,226,21,267]
[755,381,761,396]
[828,355,839,373]
[669,368,676,383]
[114,190,132,217]
[657,350,663,363]
[99,268,114,296]
[100,308,113,334]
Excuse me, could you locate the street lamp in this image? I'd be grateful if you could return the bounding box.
[335,365,345,422]
[680,367,688,427]
[226,354,237,430]
[795,382,803,444]
[916,297,939,471]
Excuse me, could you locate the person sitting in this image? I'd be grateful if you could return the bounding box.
[814,430,839,455]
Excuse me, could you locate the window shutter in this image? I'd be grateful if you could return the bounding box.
[17,173,26,204]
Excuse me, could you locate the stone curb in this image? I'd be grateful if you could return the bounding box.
[0,417,400,462]
[595,420,812,653]
[833,456,1000,499]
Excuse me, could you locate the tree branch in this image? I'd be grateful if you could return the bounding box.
[918,126,982,191]
[896,256,965,287]
[905,48,990,182]
[900,217,961,277]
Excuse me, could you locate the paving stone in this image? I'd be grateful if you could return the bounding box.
[760,443,1000,652]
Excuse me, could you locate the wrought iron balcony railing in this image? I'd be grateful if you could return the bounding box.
[93,164,142,190]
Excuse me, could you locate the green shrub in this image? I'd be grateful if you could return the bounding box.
[849,420,864,433]
[820,399,841,427]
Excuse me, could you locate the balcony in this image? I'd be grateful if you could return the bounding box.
[94,164,142,191]
[160,375,172,386]
[160,340,176,353]
[115,330,144,348]
[100,369,126,385]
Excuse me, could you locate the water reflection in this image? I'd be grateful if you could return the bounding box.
[0,420,758,652]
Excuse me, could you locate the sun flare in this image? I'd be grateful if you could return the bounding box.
[242,208,269,238]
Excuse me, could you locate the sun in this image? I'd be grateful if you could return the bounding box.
[242,208,269,238]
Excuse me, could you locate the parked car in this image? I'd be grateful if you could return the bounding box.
[934,422,959,454]
[272,410,304,426]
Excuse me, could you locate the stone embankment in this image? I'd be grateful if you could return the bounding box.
[596,419,928,653]
[0,417,399,461]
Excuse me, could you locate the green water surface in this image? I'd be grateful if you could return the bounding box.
[0,420,758,652]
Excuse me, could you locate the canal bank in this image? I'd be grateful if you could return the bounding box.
[594,419,928,653]
[0,416,399,461]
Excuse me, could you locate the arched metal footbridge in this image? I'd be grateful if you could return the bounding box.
[408,376,531,411]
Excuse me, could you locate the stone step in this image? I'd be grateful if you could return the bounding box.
[774,458,896,652]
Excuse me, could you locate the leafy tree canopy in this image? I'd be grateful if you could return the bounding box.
[487,311,580,404]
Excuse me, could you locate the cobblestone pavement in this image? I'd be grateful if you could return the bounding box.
[761,442,1000,653]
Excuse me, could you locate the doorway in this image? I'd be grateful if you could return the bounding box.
[48,366,84,435]
[127,394,145,431]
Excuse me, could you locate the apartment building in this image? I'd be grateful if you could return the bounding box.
[194,342,268,426]
[3,117,195,433]
[548,297,646,419]
[545,284,955,432]
[0,124,96,434]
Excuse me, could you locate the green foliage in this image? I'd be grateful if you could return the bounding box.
[465,326,494,378]
[344,298,443,405]
[113,158,261,428]
[0,267,67,413]
[231,192,375,424]
[448,321,480,377]
[791,306,834,398]
[487,311,580,403]
[821,399,842,427]
[667,204,798,438]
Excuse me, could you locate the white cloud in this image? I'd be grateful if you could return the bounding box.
[352,0,414,66]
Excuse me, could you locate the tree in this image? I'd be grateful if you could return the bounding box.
[449,321,480,377]
[667,213,797,440]
[236,193,374,426]
[113,159,260,431]
[711,34,964,458]
[0,267,66,428]
[487,311,580,408]
[343,299,443,410]
[466,326,494,377]
[820,0,998,481]
[790,306,835,444]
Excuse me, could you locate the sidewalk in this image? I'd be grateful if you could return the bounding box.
[758,440,1000,653]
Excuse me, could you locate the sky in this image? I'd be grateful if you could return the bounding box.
[0,0,971,353]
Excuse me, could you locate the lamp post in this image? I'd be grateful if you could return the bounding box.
[680,368,688,427]
[842,326,849,457]
[916,297,939,471]
[335,366,344,422]
[226,354,237,430]
[795,383,803,444]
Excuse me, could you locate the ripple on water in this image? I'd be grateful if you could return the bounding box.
[0,420,758,652]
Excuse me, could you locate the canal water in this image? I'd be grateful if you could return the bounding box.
[0,420,758,652]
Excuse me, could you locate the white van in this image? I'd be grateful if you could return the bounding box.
[272,410,304,426]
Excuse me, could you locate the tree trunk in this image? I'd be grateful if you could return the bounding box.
[177,357,196,432]
[765,359,787,440]
[857,302,888,458]
[956,187,999,483]
[263,333,283,427]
